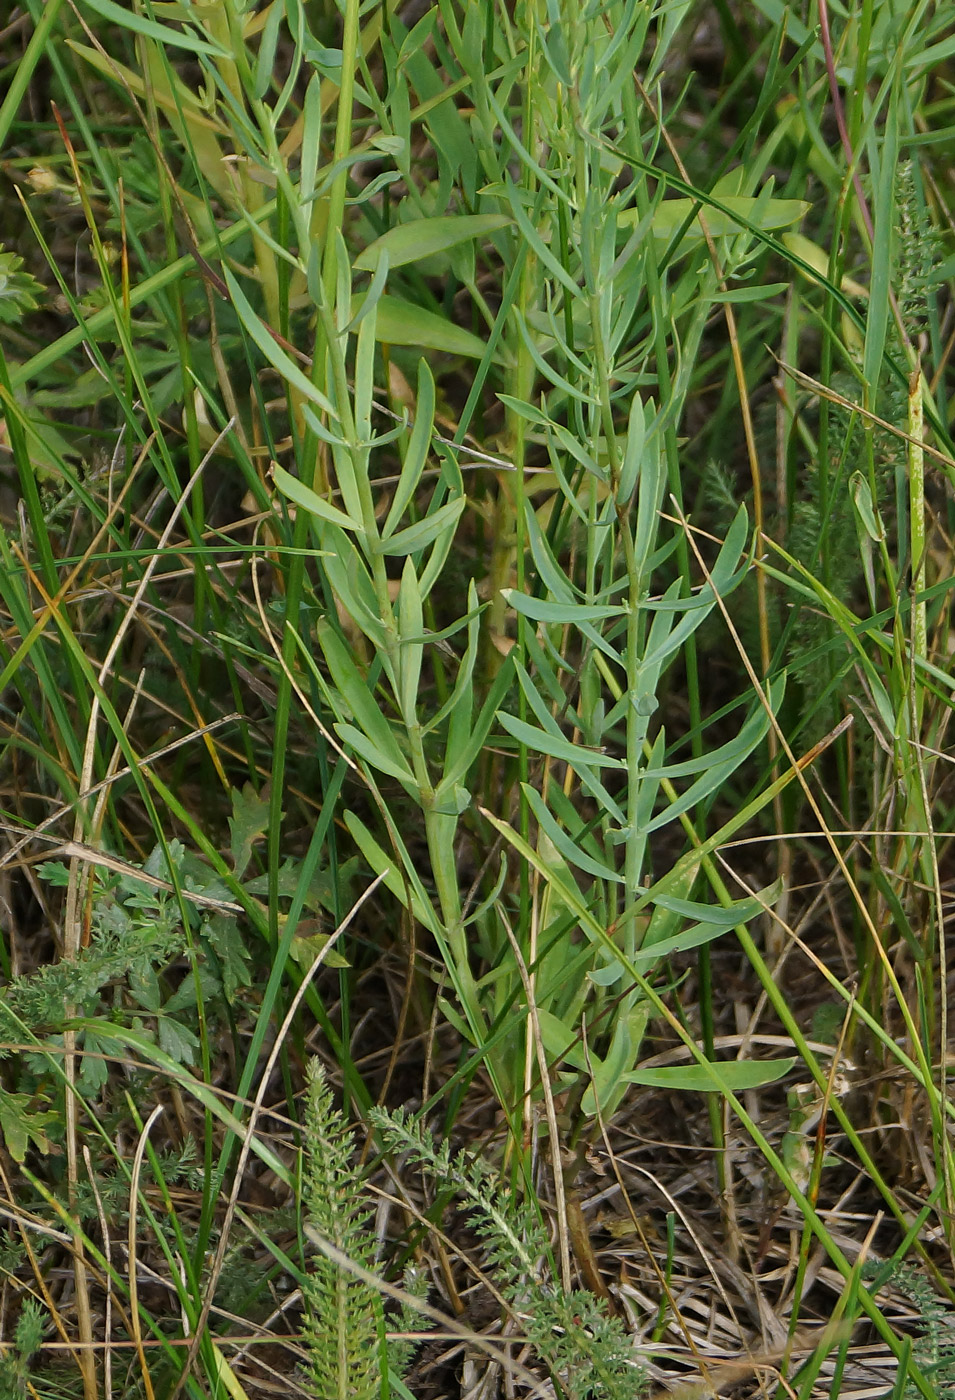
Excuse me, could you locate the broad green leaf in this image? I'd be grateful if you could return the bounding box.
[780,233,868,298]
[536,1006,579,1063]
[272,462,359,531]
[0,1088,57,1162]
[626,194,810,241]
[588,960,625,988]
[354,213,511,270]
[289,935,350,968]
[625,1059,796,1091]
[158,1013,200,1065]
[351,294,490,358]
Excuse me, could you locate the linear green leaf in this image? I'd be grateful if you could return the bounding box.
[497,710,625,769]
[380,497,465,556]
[501,591,624,624]
[272,464,359,531]
[224,269,338,419]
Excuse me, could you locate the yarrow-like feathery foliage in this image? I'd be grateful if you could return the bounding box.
[301,1060,382,1400]
[372,1109,642,1400]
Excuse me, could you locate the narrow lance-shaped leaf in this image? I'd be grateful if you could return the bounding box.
[616,389,646,505]
[582,1004,651,1117]
[633,433,665,572]
[424,580,482,736]
[438,656,515,797]
[300,72,323,205]
[224,268,338,420]
[315,523,389,654]
[522,496,576,603]
[498,710,624,770]
[625,1060,796,1092]
[516,316,600,406]
[272,462,359,532]
[397,557,424,724]
[346,245,389,332]
[353,299,378,444]
[335,722,417,787]
[642,504,749,668]
[354,213,512,270]
[254,0,284,98]
[316,620,412,782]
[80,0,230,55]
[522,782,623,884]
[501,591,624,624]
[351,294,493,359]
[383,358,436,538]
[862,87,898,399]
[380,496,465,557]
[640,674,785,834]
